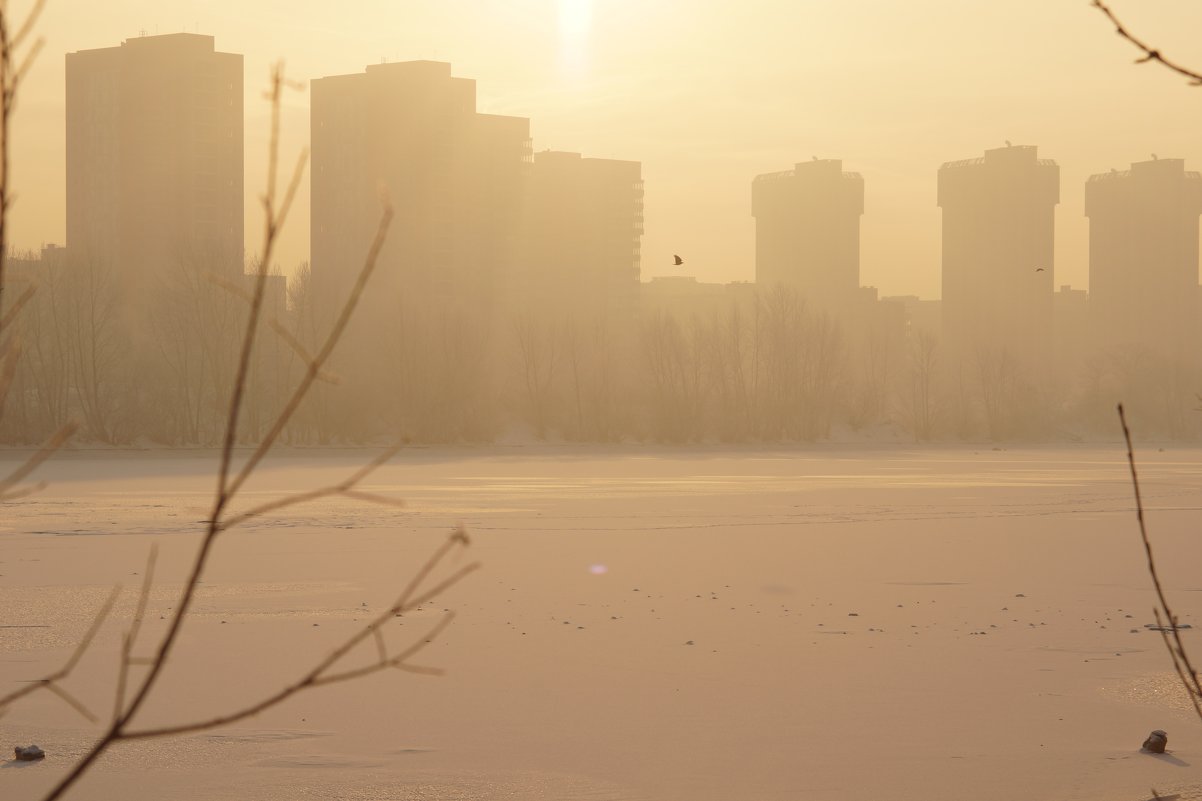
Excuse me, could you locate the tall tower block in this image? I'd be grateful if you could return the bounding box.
[752,159,864,310]
[938,145,1059,364]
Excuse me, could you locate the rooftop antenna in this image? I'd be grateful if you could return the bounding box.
[139,28,147,37]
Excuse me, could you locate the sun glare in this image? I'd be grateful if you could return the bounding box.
[558,0,593,39]
[556,0,593,76]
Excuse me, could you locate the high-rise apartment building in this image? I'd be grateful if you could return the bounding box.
[937,145,1059,364]
[310,61,530,317]
[518,150,643,319]
[1085,158,1202,356]
[66,34,244,296]
[752,159,864,310]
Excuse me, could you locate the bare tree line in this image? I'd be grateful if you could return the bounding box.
[6,258,1202,446]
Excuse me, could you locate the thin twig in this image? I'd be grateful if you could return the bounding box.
[36,63,463,801]
[0,585,120,716]
[219,442,405,531]
[1092,1,1202,86]
[215,64,304,503]
[0,0,47,306]
[224,197,394,503]
[1117,403,1202,720]
[113,545,158,723]
[205,271,340,384]
[120,533,477,740]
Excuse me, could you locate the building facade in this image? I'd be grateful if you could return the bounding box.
[752,159,864,311]
[937,145,1059,366]
[66,33,244,298]
[1085,158,1202,357]
[517,150,643,320]
[310,61,531,319]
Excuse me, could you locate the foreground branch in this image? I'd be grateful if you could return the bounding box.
[0,586,119,721]
[28,64,471,801]
[122,530,477,739]
[1117,403,1202,721]
[1092,1,1202,86]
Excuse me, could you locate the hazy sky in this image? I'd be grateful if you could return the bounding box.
[9,0,1202,297]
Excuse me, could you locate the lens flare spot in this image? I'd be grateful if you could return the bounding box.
[589,564,608,576]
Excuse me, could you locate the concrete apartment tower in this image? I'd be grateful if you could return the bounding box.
[937,145,1059,365]
[751,159,865,310]
[1085,158,1202,358]
[519,150,644,320]
[310,61,531,319]
[66,34,244,297]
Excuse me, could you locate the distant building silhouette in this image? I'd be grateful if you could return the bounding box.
[1085,158,1202,355]
[641,276,754,320]
[752,159,864,310]
[66,34,244,295]
[518,150,644,319]
[880,294,942,340]
[310,61,530,318]
[938,145,1059,365]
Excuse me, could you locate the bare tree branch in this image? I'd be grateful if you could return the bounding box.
[113,545,158,723]
[34,64,469,801]
[204,271,340,384]
[215,64,306,504]
[223,194,394,503]
[218,442,405,531]
[0,585,120,719]
[1117,403,1202,721]
[0,0,47,305]
[1092,1,1202,86]
[0,0,71,508]
[119,537,477,740]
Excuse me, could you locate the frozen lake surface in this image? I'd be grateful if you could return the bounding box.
[3,444,1201,800]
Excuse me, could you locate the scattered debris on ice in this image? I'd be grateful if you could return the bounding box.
[1141,729,1168,754]
[14,745,45,761]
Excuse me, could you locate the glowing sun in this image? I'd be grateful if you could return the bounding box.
[558,0,593,39]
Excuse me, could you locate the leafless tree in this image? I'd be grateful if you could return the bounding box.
[512,312,561,439]
[641,310,706,442]
[0,0,74,493]
[895,330,940,442]
[62,255,125,443]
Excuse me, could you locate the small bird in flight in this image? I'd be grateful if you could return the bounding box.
[1035,267,1045,272]
[673,254,684,266]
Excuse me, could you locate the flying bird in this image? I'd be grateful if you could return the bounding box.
[673,254,684,267]
[1035,267,1045,272]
